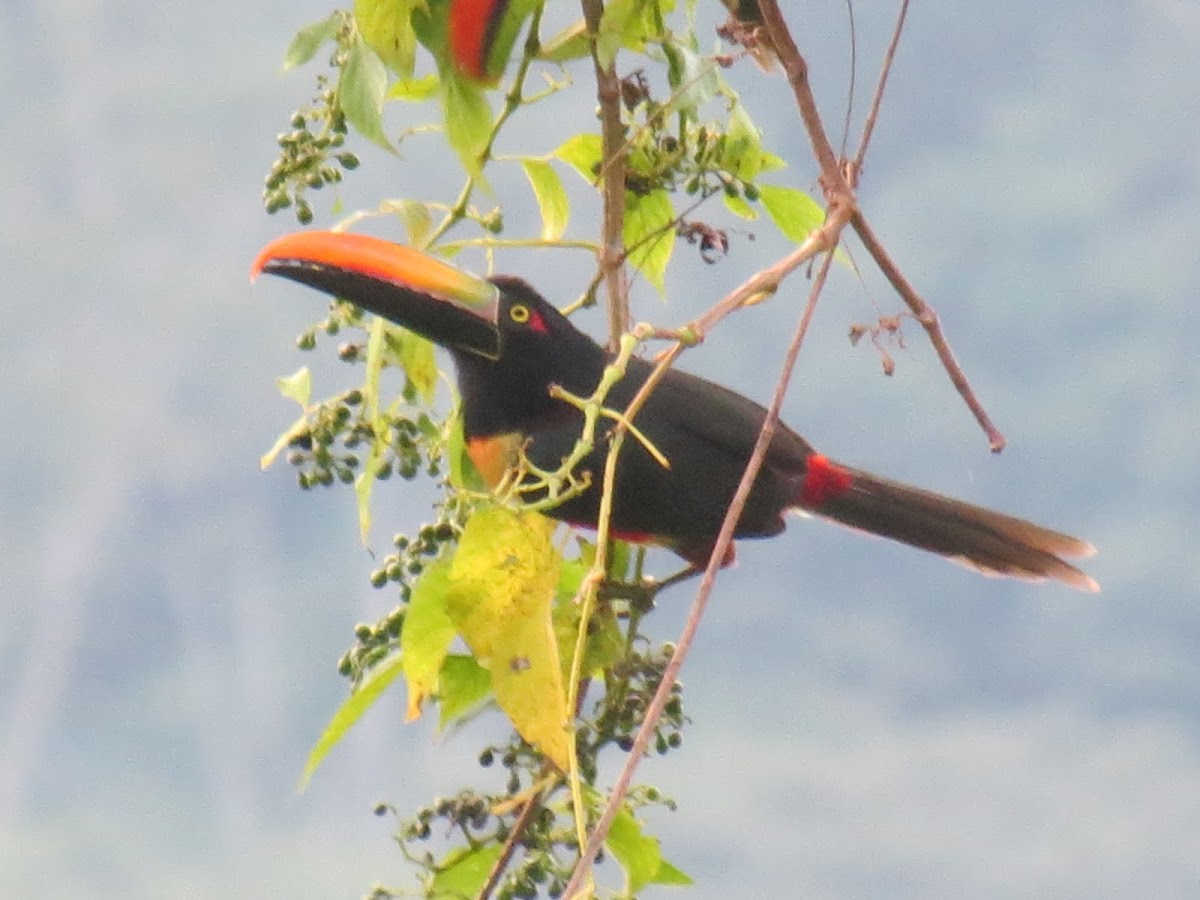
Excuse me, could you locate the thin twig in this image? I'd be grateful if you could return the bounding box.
[851,211,1007,450]
[755,0,852,206]
[851,0,910,177]
[563,251,838,899]
[478,787,546,900]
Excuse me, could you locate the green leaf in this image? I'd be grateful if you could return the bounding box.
[664,42,719,115]
[521,159,570,241]
[276,366,312,406]
[354,0,418,76]
[759,150,787,173]
[653,859,694,886]
[723,100,764,181]
[283,13,341,71]
[606,805,662,894]
[757,183,825,244]
[624,188,676,292]
[446,506,569,770]
[383,328,437,402]
[552,589,623,683]
[340,35,394,153]
[437,654,493,730]
[605,805,694,893]
[723,192,758,221]
[442,69,493,175]
[384,197,435,245]
[480,0,541,83]
[260,413,310,470]
[299,650,405,790]
[596,0,639,69]
[554,133,603,182]
[400,560,456,721]
[386,73,440,102]
[539,19,590,63]
[429,843,504,897]
[447,406,487,492]
[353,316,389,544]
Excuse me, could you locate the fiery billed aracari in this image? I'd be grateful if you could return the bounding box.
[252,231,1098,592]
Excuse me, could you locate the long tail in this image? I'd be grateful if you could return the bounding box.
[797,455,1098,592]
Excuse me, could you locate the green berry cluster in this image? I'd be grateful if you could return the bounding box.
[616,71,762,207]
[337,498,470,684]
[286,303,446,496]
[587,639,687,763]
[263,71,360,224]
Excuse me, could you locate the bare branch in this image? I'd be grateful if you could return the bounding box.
[852,0,911,177]
[852,211,1007,451]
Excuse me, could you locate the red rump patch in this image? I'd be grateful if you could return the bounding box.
[798,454,853,508]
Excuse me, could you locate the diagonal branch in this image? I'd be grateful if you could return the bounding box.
[759,0,1004,450]
[851,211,1007,450]
[563,250,839,899]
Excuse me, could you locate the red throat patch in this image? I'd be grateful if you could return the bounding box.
[798,454,853,508]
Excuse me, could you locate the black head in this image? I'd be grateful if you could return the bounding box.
[452,276,608,438]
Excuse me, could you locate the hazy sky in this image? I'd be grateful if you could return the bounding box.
[2,1,1198,897]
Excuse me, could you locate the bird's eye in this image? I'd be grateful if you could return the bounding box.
[509,304,531,324]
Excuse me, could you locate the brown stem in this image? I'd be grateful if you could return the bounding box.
[754,0,852,207]
[852,0,911,178]
[851,210,1007,451]
[478,789,545,900]
[582,0,630,349]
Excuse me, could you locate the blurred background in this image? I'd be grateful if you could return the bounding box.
[3,1,1197,897]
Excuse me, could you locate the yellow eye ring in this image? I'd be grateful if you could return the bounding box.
[509,304,530,324]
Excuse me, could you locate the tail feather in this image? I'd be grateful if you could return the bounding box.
[804,462,1099,592]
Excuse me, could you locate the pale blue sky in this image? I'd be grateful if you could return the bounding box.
[2,1,1198,897]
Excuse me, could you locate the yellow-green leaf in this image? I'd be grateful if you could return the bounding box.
[429,843,504,897]
[596,0,639,68]
[340,35,395,153]
[624,188,675,292]
[260,413,311,470]
[757,183,825,244]
[446,506,569,769]
[276,366,312,406]
[554,133,603,182]
[442,69,493,175]
[401,560,456,722]
[723,101,763,181]
[664,42,719,115]
[386,73,440,102]
[606,804,694,892]
[654,858,695,886]
[299,650,405,790]
[552,589,623,683]
[723,192,758,221]
[606,805,662,894]
[479,0,541,83]
[521,159,570,241]
[539,19,590,63]
[353,316,389,543]
[384,197,435,246]
[447,406,487,492]
[283,13,340,71]
[437,654,493,731]
[354,0,418,76]
[385,328,437,402]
